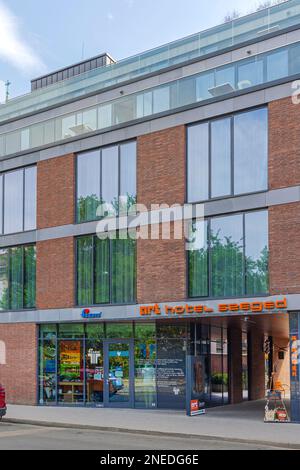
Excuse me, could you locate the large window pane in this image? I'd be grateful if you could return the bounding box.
[211,214,244,297]
[94,237,110,304]
[245,211,269,295]
[39,338,57,405]
[120,142,136,214]
[187,123,209,202]
[234,109,268,194]
[24,167,37,231]
[237,57,264,89]
[77,151,101,223]
[111,235,136,304]
[24,245,36,309]
[4,170,23,234]
[267,49,289,82]
[0,249,8,310]
[102,146,118,216]
[211,118,231,198]
[77,237,93,306]
[189,220,208,298]
[10,246,23,310]
[196,71,215,102]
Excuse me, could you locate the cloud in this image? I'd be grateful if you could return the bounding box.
[0,1,46,76]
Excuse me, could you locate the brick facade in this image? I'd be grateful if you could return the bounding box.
[36,237,75,309]
[269,202,300,295]
[137,126,186,209]
[0,324,37,405]
[269,97,300,190]
[37,153,75,229]
[137,222,186,304]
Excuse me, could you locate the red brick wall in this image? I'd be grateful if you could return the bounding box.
[137,223,186,304]
[269,203,300,295]
[136,126,187,304]
[0,324,37,405]
[269,97,300,190]
[137,126,186,209]
[36,237,75,309]
[37,153,75,229]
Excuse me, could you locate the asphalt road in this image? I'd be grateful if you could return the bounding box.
[0,422,288,450]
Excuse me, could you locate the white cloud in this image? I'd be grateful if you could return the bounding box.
[0,1,46,76]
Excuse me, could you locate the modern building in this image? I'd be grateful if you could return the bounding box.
[0,0,300,421]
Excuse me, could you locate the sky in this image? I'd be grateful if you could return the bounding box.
[0,0,270,100]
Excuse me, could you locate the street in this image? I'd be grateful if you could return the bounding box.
[0,422,289,450]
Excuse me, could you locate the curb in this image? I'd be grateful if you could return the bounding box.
[2,417,299,449]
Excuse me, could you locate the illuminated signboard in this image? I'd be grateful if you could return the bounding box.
[140,298,287,317]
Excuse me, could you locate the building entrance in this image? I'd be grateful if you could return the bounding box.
[103,340,134,408]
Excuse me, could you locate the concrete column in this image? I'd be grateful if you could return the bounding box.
[248,330,265,401]
[228,327,243,404]
[290,313,300,422]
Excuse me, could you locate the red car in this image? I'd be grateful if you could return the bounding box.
[0,384,6,420]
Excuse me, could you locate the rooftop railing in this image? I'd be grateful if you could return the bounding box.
[0,0,299,123]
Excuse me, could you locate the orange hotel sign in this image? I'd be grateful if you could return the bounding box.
[140,298,288,317]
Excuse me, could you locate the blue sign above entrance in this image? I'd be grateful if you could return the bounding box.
[81,309,102,319]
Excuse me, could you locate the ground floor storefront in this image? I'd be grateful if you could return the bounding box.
[37,314,291,412]
[0,310,298,419]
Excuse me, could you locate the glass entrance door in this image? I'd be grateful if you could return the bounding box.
[103,340,134,407]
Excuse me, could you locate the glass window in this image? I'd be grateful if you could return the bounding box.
[188,220,208,298]
[4,170,23,234]
[39,338,57,405]
[187,123,209,202]
[58,324,84,339]
[111,236,136,304]
[153,86,170,114]
[86,338,104,405]
[234,108,268,194]
[77,151,101,223]
[245,211,269,295]
[211,118,231,198]
[0,249,8,311]
[40,324,57,340]
[24,245,36,309]
[24,167,37,231]
[237,56,264,89]
[77,236,93,306]
[196,71,215,102]
[120,142,137,214]
[211,214,244,297]
[135,324,156,409]
[215,64,235,90]
[267,49,289,82]
[101,146,119,217]
[58,339,84,404]
[94,237,110,305]
[106,323,133,339]
[10,246,23,310]
[77,233,136,306]
[0,245,36,311]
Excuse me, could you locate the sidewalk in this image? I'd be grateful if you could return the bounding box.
[3,400,300,449]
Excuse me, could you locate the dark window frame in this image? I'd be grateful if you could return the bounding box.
[76,233,137,307]
[76,140,137,224]
[188,209,269,300]
[0,243,36,312]
[186,106,268,204]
